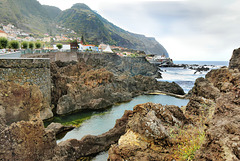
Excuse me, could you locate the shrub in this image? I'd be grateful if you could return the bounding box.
[56,43,63,50]
[0,37,8,49]
[9,40,19,49]
[29,42,34,50]
[21,41,28,49]
[35,42,41,49]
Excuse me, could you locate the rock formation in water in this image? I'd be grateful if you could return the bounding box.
[229,47,240,70]
[50,53,184,115]
[108,48,240,160]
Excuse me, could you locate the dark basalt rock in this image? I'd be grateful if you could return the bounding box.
[51,53,185,115]
[186,59,240,160]
[229,48,240,70]
[46,123,75,136]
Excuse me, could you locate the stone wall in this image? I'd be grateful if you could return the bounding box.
[0,58,51,104]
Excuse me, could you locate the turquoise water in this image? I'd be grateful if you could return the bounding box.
[57,94,189,143]
[53,94,189,160]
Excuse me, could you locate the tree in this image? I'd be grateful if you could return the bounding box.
[21,41,28,49]
[29,42,34,50]
[81,35,86,45]
[0,37,8,49]
[35,42,41,49]
[9,40,19,49]
[56,43,63,50]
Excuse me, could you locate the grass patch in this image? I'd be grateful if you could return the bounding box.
[172,126,205,160]
[169,114,207,160]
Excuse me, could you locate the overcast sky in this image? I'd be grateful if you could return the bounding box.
[38,0,240,61]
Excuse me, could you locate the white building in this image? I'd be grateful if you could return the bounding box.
[53,44,84,51]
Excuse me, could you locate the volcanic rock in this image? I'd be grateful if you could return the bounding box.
[46,123,75,136]
[108,102,189,161]
[185,49,240,160]
[0,81,56,160]
[51,55,184,115]
[229,47,240,70]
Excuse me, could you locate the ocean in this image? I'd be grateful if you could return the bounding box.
[157,61,229,93]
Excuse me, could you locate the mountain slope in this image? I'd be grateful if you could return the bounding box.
[0,0,52,33]
[42,5,61,20]
[57,3,169,56]
[0,1,169,56]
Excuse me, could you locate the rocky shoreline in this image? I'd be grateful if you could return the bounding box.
[0,49,239,160]
[50,55,184,116]
[23,52,184,118]
[108,48,240,160]
[160,63,215,74]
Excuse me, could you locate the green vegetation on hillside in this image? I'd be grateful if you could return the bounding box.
[0,0,53,33]
[56,3,169,56]
[0,1,169,56]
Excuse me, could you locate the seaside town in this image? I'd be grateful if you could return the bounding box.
[0,23,153,58]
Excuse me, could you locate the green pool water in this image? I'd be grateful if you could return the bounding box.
[46,94,189,160]
[48,94,189,142]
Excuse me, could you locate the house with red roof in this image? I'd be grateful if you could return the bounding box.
[0,30,7,38]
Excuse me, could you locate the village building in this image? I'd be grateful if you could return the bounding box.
[43,37,51,42]
[53,44,70,51]
[0,30,8,38]
[83,44,99,52]
[53,43,83,52]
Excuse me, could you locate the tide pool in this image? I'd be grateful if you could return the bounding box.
[56,94,188,143]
